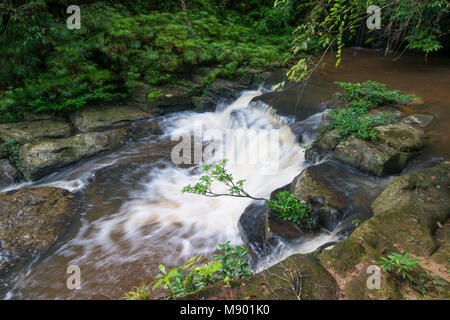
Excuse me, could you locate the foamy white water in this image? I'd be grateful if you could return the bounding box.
[3,89,339,299]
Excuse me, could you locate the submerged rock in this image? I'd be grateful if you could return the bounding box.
[0,120,72,144]
[400,114,434,129]
[0,187,74,276]
[198,79,248,111]
[71,105,151,132]
[251,84,327,122]
[18,128,130,180]
[0,159,21,189]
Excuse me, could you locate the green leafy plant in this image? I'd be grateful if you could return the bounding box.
[268,191,316,229]
[320,81,417,140]
[152,242,252,299]
[352,219,361,227]
[376,252,420,280]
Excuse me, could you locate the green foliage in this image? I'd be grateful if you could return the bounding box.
[328,108,397,140]
[352,219,360,227]
[0,1,293,122]
[376,252,420,280]
[268,191,316,229]
[152,242,252,298]
[336,81,416,108]
[322,81,416,140]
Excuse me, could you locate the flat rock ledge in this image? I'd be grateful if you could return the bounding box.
[0,187,75,276]
[183,161,450,300]
[18,128,130,180]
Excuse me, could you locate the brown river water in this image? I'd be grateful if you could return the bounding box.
[0,48,449,299]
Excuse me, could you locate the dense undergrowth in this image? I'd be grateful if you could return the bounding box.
[0,0,295,123]
[2,1,449,123]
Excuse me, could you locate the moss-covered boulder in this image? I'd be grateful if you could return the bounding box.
[0,187,74,276]
[0,120,72,144]
[18,128,130,180]
[0,159,21,189]
[333,136,411,177]
[71,105,151,132]
[361,161,450,256]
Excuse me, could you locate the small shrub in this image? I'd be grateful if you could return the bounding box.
[376,252,420,281]
[152,242,252,299]
[268,191,316,229]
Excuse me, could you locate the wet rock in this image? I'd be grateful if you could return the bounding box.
[18,128,130,180]
[0,187,74,275]
[199,79,248,111]
[400,114,434,129]
[251,83,327,121]
[356,161,450,256]
[0,159,21,189]
[0,120,72,144]
[238,202,270,264]
[71,105,151,132]
[333,135,413,177]
[130,84,196,114]
[289,163,348,231]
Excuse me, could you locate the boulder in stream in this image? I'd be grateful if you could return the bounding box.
[332,123,427,176]
[18,128,130,180]
[0,187,75,276]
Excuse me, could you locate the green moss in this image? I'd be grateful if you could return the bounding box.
[318,239,366,274]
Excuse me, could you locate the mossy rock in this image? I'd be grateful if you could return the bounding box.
[0,120,72,144]
[18,128,130,180]
[343,263,404,300]
[318,129,342,151]
[374,123,427,152]
[318,239,366,274]
[333,135,412,176]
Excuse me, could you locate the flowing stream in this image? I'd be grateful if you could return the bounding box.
[1,48,450,299]
[1,88,339,299]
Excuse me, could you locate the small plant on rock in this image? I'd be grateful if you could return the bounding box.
[268,191,316,229]
[376,252,420,281]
